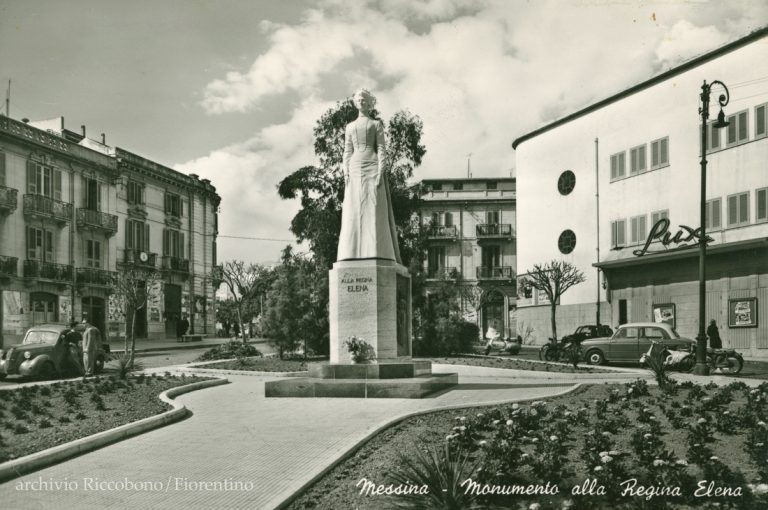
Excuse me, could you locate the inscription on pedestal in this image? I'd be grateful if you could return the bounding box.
[341,274,374,293]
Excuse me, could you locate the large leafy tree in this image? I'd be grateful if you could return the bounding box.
[277,99,426,268]
[218,260,275,343]
[519,260,586,341]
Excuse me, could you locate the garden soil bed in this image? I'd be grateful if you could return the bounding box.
[201,356,327,372]
[428,356,604,373]
[0,373,210,464]
[287,380,768,510]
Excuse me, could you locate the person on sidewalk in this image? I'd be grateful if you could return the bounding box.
[484,321,501,355]
[707,320,722,349]
[65,318,84,376]
[81,320,98,377]
[177,313,190,341]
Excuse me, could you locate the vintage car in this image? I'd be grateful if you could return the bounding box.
[0,324,109,380]
[580,322,695,365]
[562,324,613,343]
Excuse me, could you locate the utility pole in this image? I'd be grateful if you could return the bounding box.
[4,80,9,117]
[466,153,472,178]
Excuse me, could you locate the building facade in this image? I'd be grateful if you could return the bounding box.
[417,178,516,338]
[0,115,220,348]
[513,28,768,356]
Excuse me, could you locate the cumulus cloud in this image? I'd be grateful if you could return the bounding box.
[186,0,767,263]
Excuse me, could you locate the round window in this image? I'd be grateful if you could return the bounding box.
[558,230,577,254]
[557,170,576,195]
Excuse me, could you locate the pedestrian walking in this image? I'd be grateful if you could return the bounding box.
[177,313,190,341]
[707,319,722,349]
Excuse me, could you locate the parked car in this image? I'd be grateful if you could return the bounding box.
[0,324,110,380]
[580,322,695,365]
[539,325,613,360]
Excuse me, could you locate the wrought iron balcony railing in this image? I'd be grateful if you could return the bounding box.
[425,225,458,239]
[122,249,157,269]
[476,223,514,238]
[76,208,118,236]
[0,255,18,277]
[23,194,72,224]
[76,267,117,286]
[476,266,515,280]
[426,267,460,280]
[161,255,190,273]
[0,185,18,214]
[23,260,73,282]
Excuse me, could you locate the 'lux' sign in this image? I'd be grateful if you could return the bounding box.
[633,218,714,257]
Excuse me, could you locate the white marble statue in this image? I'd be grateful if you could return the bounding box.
[336,88,401,263]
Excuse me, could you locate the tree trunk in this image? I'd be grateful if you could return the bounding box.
[129,306,138,368]
[236,304,247,345]
[550,303,558,341]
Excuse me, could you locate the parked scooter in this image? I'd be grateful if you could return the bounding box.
[639,340,696,372]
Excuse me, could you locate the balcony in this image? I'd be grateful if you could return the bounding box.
[23,260,73,283]
[476,266,515,280]
[0,256,18,277]
[476,223,514,240]
[425,225,458,240]
[0,185,18,215]
[23,194,72,225]
[76,267,117,286]
[426,267,460,280]
[122,249,157,269]
[161,255,190,273]
[77,208,118,236]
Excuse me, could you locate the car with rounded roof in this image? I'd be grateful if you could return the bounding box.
[580,322,695,365]
[0,323,109,380]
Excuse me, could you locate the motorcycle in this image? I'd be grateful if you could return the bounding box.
[541,337,580,363]
[485,337,521,356]
[639,341,695,372]
[707,347,744,374]
[642,342,744,375]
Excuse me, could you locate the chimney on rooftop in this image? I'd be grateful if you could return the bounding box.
[101,133,106,144]
[81,125,86,137]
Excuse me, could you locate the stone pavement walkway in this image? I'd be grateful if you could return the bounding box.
[0,365,645,510]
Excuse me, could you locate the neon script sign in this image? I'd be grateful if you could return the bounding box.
[633,218,714,257]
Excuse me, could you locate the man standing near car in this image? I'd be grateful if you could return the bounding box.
[81,320,97,377]
[65,318,84,376]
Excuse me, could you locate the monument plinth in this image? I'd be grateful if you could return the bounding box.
[329,259,411,363]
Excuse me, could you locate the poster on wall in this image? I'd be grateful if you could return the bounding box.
[729,298,757,328]
[59,295,72,323]
[2,291,24,334]
[108,294,125,322]
[148,281,163,322]
[652,303,676,329]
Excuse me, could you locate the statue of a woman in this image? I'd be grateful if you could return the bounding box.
[336,88,401,263]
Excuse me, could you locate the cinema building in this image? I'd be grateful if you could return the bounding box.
[416,178,517,338]
[513,27,768,357]
[0,115,221,348]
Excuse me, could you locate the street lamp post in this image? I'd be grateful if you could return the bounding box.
[694,79,730,376]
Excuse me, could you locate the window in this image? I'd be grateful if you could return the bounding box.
[86,239,102,268]
[706,121,721,152]
[431,183,443,191]
[27,227,54,261]
[481,245,500,268]
[557,170,576,195]
[756,188,768,223]
[705,198,722,230]
[452,182,463,190]
[610,219,626,248]
[83,177,101,211]
[756,103,767,140]
[642,327,668,340]
[163,229,185,258]
[125,219,149,251]
[165,192,182,217]
[486,211,500,224]
[650,137,669,169]
[430,212,453,227]
[427,246,445,274]
[630,145,647,175]
[727,192,749,227]
[26,161,62,199]
[651,209,669,227]
[629,215,647,245]
[127,181,145,205]
[614,327,638,339]
[486,181,497,190]
[610,152,626,180]
[558,230,577,254]
[726,110,749,146]
[0,150,5,185]
[444,212,453,227]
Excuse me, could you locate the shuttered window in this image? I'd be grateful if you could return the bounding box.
[610,219,626,248]
[705,198,722,230]
[630,145,646,175]
[727,192,749,227]
[163,229,185,258]
[26,161,61,199]
[165,192,182,217]
[755,103,767,139]
[650,137,669,169]
[610,152,625,180]
[629,215,647,244]
[726,110,749,146]
[86,240,102,268]
[0,150,5,186]
[125,219,149,251]
[756,188,768,223]
[27,227,54,261]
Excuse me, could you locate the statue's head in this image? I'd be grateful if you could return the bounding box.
[352,88,376,115]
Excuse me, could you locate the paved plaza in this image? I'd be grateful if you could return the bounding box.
[0,364,647,510]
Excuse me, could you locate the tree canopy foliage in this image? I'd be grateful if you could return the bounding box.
[519,260,586,341]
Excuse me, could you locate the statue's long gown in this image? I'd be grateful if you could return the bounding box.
[336,116,401,263]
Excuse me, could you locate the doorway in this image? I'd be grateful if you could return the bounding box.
[81,296,105,336]
[618,299,628,325]
[30,293,58,325]
[482,290,505,338]
[164,284,181,339]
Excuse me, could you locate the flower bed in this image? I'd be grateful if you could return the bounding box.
[287,380,768,509]
[201,356,326,372]
[0,373,209,463]
[428,356,604,373]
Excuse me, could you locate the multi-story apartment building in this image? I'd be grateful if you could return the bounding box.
[0,115,221,348]
[417,178,516,338]
[513,27,768,357]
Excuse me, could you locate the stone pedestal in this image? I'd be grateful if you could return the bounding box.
[329,259,412,363]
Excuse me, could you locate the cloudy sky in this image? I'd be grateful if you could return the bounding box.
[1,0,766,264]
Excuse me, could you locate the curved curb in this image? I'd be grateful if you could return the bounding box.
[432,364,650,381]
[273,383,584,510]
[153,366,308,378]
[0,378,229,484]
[459,353,643,373]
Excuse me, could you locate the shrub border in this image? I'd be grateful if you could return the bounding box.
[0,377,229,483]
[272,383,584,510]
